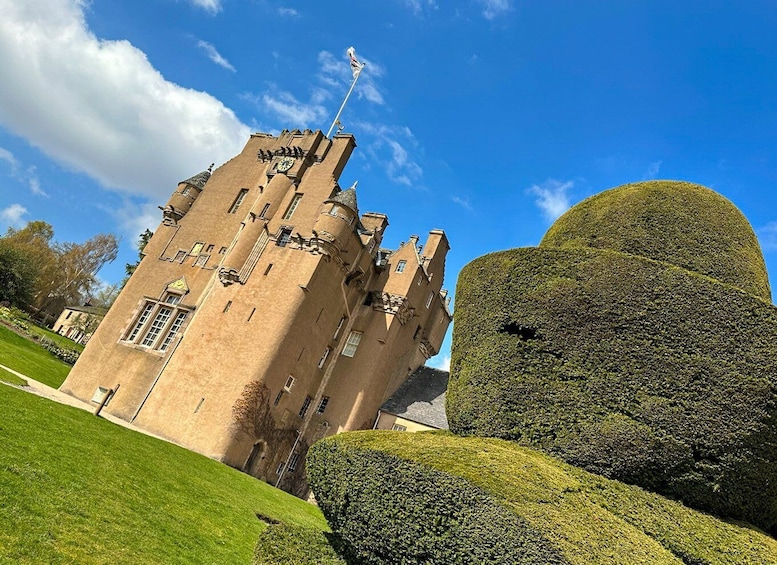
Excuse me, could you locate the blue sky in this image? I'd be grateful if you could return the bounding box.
[2,1,777,369]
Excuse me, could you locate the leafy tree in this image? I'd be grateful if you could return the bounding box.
[123,229,153,286]
[0,243,36,307]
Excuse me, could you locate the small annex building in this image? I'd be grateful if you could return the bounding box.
[53,304,108,345]
[60,129,452,496]
[375,366,449,432]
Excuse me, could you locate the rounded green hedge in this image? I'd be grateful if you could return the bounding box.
[539,181,770,300]
[307,431,777,564]
[447,247,777,533]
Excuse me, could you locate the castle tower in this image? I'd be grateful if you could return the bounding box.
[60,130,451,495]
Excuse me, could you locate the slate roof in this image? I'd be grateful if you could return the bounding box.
[381,366,449,429]
[180,169,211,190]
[329,186,358,213]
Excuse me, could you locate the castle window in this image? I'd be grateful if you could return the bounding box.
[396,260,406,273]
[316,396,329,414]
[206,244,215,253]
[284,376,295,391]
[194,254,209,268]
[159,311,188,352]
[228,189,249,214]
[123,292,191,353]
[318,347,331,368]
[276,227,293,247]
[66,311,72,320]
[282,194,302,220]
[259,203,271,218]
[219,246,227,254]
[181,186,191,197]
[426,291,434,308]
[299,396,312,418]
[223,301,232,313]
[190,242,204,256]
[342,331,363,357]
[288,453,300,472]
[140,307,172,347]
[333,316,346,340]
[174,250,187,263]
[273,391,283,406]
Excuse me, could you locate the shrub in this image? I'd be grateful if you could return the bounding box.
[38,336,81,365]
[448,245,777,533]
[308,432,777,565]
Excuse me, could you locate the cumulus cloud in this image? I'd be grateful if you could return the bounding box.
[0,146,45,196]
[479,0,511,20]
[187,0,222,14]
[196,39,236,72]
[0,0,250,203]
[0,203,28,228]
[241,86,329,129]
[527,179,573,221]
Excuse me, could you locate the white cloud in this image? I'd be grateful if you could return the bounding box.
[451,195,473,211]
[0,0,250,203]
[0,146,46,196]
[318,49,385,106]
[527,179,573,221]
[404,0,438,16]
[242,86,329,129]
[0,203,28,228]
[186,0,222,14]
[113,200,163,242]
[757,222,777,252]
[278,7,300,17]
[642,160,662,180]
[478,0,511,20]
[356,123,424,187]
[429,354,450,371]
[196,40,235,72]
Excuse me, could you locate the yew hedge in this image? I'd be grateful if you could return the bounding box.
[448,246,777,533]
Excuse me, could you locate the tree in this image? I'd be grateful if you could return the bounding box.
[123,229,153,286]
[0,243,36,307]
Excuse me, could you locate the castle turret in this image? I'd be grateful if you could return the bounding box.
[161,168,211,224]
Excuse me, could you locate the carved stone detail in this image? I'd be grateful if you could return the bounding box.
[218,267,240,286]
[372,292,415,325]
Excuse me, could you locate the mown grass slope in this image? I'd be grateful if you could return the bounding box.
[308,431,777,565]
[0,385,328,565]
[0,324,72,388]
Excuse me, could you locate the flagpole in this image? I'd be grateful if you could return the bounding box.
[326,67,363,138]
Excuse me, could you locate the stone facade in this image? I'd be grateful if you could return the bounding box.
[60,129,451,495]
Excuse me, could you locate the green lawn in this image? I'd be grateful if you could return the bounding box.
[0,385,329,565]
[0,325,73,388]
[27,323,85,353]
[0,365,26,386]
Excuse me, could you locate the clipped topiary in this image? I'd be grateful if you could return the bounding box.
[447,181,777,533]
[540,181,770,299]
[307,431,777,564]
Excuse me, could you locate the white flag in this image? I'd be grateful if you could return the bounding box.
[347,46,364,79]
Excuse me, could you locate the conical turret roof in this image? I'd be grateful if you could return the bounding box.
[328,185,359,214]
[179,169,211,190]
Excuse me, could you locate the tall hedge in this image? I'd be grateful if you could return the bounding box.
[447,246,777,533]
[307,431,777,565]
[540,181,770,300]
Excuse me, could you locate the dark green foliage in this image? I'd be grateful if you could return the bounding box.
[0,243,36,308]
[448,246,777,533]
[307,432,777,565]
[308,433,570,565]
[253,523,346,565]
[540,181,771,299]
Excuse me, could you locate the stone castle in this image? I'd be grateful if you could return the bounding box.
[61,129,451,495]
